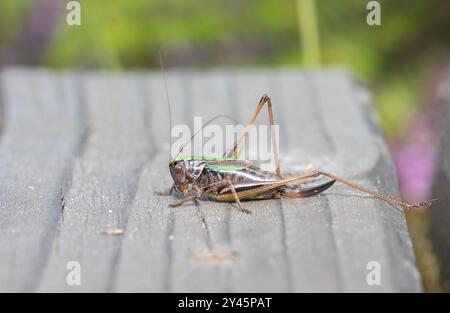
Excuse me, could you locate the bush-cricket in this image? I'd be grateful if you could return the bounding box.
[157,56,433,214]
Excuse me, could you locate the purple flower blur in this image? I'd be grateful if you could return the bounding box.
[392,94,442,207]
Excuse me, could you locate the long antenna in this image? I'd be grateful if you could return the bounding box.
[159,51,173,161]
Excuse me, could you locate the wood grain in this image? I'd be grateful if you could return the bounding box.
[0,68,422,292]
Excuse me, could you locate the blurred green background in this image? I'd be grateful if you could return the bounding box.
[1,0,449,291]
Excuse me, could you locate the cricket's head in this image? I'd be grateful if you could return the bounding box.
[169,158,207,195]
[169,160,189,195]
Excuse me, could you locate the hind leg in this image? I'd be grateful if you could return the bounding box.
[297,170,432,211]
[225,94,281,176]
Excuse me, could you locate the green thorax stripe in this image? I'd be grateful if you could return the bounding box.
[171,156,245,171]
[204,164,245,171]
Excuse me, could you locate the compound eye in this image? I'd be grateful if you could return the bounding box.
[174,163,184,172]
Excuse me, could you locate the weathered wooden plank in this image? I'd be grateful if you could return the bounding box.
[167,71,237,292]
[0,68,422,292]
[276,71,344,292]
[38,73,153,291]
[222,71,293,292]
[115,69,421,292]
[111,73,177,292]
[300,71,420,292]
[431,69,450,292]
[115,71,240,292]
[0,69,81,292]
